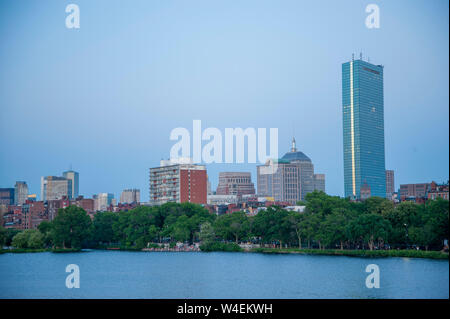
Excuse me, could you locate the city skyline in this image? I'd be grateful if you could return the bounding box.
[0,0,448,202]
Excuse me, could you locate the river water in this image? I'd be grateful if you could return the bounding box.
[0,250,448,298]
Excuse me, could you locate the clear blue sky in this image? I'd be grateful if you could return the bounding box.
[0,0,448,201]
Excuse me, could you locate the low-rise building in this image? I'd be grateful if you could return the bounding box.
[216,172,255,196]
[428,181,449,200]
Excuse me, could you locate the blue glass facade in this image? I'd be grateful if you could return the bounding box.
[342,59,386,199]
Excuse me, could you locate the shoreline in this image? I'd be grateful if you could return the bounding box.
[248,248,449,260]
[1,247,448,260]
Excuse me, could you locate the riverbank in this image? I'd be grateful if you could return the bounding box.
[1,246,448,260]
[0,248,82,254]
[250,247,449,259]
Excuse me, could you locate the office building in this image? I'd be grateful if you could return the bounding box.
[94,193,115,211]
[216,172,255,196]
[207,175,212,195]
[41,176,72,201]
[0,188,14,205]
[342,57,386,199]
[313,174,325,193]
[150,159,207,205]
[120,189,140,204]
[257,138,325,205]
[14,181,28,205]
[63,170,79,199]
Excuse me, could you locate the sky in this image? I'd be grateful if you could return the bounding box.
[0,0,449,202]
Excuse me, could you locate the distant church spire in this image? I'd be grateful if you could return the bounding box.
[291,137,297,152]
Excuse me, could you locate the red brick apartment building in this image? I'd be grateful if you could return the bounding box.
[150,159,207,205]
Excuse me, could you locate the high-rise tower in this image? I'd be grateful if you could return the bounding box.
[342,57,386,199]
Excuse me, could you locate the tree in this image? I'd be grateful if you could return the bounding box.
[363,197,394,215]
[253,206,289,248]
[5,228,20,246]
[0,226,6,247]
[51,205,92,249]
[347,214,391,250]
[304,191,349,216]
[148,225,160,243]
[423,198,449,249]
[27,230,44,249]
[300,212,319,249]
[383,201,420,248]
[229,212,249,243]
[214,214,233,241]
[199,222,215,244]
[321,209,351,250]
[11,229,44,249]
[11,231,29,248]
[112,206,161,247]
[214,212,249,244]
[92,212,119,245]
[283,211,305,249]
[408,226,428,250]
[38,221,53,247]
[172,215,191,242]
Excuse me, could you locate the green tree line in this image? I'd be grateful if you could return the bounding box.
[0,192,448,251]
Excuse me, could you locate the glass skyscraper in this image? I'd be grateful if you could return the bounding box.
[342,58,386,199]
[63,170,79,199]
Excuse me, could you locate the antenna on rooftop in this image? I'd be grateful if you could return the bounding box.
[360,52,363,60]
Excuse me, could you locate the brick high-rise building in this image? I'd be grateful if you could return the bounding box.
[216,172,255,196]
[385,170,395,199]
[23,200,46,229]
[150,159,207,205]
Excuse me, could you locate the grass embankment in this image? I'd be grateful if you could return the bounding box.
[50,248,82,253]
[0,248,82,253]
[200,242,243,252]
[0,248,49,253]
[251,247,449,259]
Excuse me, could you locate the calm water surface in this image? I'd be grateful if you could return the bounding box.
[0,251,448,298]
